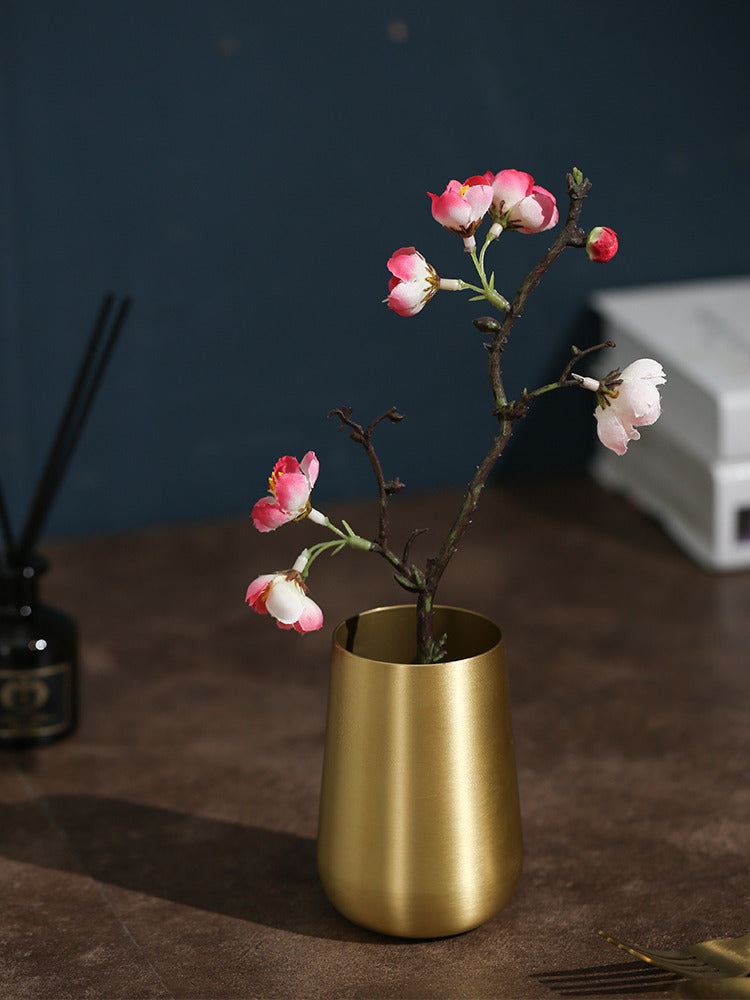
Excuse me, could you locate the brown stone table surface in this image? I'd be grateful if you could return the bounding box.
[1,474,748,999]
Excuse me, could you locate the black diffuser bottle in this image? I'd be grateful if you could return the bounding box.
[0,556,78,747]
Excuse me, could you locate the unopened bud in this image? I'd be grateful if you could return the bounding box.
[586,226,618,263]
[473,316,502,335]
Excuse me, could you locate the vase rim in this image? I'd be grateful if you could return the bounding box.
[332,604,502,666]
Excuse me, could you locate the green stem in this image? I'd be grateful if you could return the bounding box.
[477,228,498,277]
[300,518,373,578]
[321,515,372,550]
[469,249,510,312]
[457,279,487,296]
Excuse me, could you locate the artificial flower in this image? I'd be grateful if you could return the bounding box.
[484,169,559,235]
[246,553,323,633]
[583,360,666,455]
[252,452,320,532]
[427,176,494,251]
[386,247,460,316]
[386,247,439,316]
[586,226,619,263]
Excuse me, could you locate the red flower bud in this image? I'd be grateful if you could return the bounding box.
[586,226,618,263]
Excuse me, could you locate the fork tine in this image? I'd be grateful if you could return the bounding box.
[598,932,723,978]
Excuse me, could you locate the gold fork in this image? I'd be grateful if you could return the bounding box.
[598,930,750,980]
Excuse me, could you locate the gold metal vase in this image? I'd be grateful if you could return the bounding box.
[317,605,522,938]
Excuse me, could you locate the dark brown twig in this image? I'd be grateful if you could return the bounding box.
[329,405,404,550]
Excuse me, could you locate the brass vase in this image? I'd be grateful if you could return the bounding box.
[317,605,522,938]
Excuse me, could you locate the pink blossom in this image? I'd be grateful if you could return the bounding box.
[427,176,494,251]
[590,360,666,455]
[252,452,320,532]
[246,557,323,633]
[385,247,460,316]
[386,247,439,316]
[484,169,559,235]
[586,226,619,263]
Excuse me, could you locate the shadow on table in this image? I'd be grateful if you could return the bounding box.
[533,959,681,996]
[0,794,389,943]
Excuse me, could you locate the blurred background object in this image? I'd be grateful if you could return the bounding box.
[590,276,750,571]
[2,0,749,541]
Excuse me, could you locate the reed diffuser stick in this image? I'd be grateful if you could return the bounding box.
[15,294,132,561]
[0,479,14,552]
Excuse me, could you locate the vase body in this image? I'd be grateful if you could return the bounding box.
[317,605,522,938]
[0,558,78,748]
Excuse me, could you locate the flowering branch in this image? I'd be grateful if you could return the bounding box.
[245,165,665,661]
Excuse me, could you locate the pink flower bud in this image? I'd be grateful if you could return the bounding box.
[586,226,618,262]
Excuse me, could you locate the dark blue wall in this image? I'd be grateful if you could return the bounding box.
[2,1,749,541]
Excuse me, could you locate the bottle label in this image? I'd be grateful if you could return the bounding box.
[0,663,73,740]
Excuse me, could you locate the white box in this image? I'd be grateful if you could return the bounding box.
[589,276,750,571]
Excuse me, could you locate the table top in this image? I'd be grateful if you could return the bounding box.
[1,474,748,999]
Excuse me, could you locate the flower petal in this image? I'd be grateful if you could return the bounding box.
[512,187,558,233]
[621,359,666,385]
[245,574,275,610]
[428,188,474,230]
[490,169,534,212]
[293,595,324,632]
[251,497,294,532]
[595,408,639,455]
[274,472,311,514]
[300,451,319,488]
[617,384,661,425]
[388,282,430,316]
[461,180,493,217]
[264,576,308,624]
[387,247,430,283]
[271,455,302,480]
